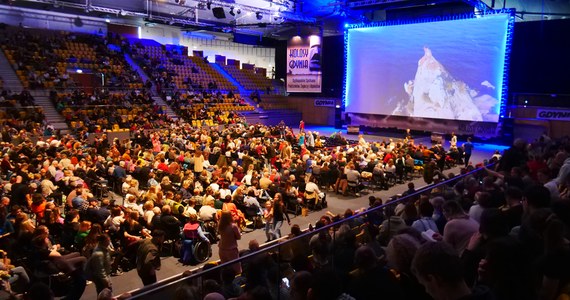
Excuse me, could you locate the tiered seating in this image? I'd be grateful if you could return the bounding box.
[221,63,272,91]
[131,44,236,91]
[2,27,143,90]
[163,89,253,127]
[0,89,44,132]
[52,89,169,133]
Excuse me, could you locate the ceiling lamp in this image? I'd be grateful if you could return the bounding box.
[256,12,263,20]
[229,7,235,16]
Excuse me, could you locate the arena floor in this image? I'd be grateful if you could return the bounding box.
[81,125,509,300]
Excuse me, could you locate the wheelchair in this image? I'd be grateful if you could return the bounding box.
[179,237,213,266]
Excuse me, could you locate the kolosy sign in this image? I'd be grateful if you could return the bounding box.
[537,109,570,121]
[314,99,336,107]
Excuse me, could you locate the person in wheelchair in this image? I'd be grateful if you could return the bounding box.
[243,190,263,228]
[198,199,219,244]
[180,214,211,265]
[304,176,324,209]
[243,190,263,215]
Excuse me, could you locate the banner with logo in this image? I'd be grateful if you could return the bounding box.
[314,99,336,107]
[287,35,322,93]
[537,109,570,121]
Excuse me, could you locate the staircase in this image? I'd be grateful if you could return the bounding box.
[0,51,23,92]
[210,63,262,112]
[152,96,179,121]
[124,53,157,95]
[0,51,69,133]
[29,90,70,134]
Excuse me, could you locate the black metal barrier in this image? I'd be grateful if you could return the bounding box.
[124,163,491,300]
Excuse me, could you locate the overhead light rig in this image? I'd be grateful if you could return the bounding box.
[187,0,313,23]
[20,0,147,17]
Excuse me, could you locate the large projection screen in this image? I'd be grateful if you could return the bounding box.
[345,14,510,123]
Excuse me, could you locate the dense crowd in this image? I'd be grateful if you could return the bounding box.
[0,113,491,299]
[0,112,565,300]
[169,134,570,300]
[0,25,568,300]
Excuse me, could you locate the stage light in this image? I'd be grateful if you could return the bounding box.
[76,69,83,74]
[344,23,349,28]
[236,8,241,14]
[119,9,127,16]
[229,7,235,16]
[256,12,263,20]
[105,18,110,23]
[206,1,211,10]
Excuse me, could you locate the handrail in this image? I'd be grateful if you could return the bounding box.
[125,162,491,299]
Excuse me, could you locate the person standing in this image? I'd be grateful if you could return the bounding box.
[88,234,113,295]
[462,137,474,168]
[263,201,273,242]
[136,230,165,286]
[278,120,286,138]
[271,193,290,239]
[193,150,205,178]
[450,132,457,148]
[218,211,242,274]
[299,120,305,133]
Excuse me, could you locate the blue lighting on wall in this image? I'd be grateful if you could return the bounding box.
[343,26,350,108]
[499,12,515,120]
[342,8,515,122]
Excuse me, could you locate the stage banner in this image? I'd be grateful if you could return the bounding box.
[537,109,570,121]
[287,35,322,93]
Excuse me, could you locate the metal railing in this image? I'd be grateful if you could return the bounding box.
[124,163,490,300]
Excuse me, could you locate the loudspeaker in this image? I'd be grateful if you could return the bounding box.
[212,7,226,19]
[334,106,342,129]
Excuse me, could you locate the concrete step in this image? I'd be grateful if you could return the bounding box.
[0,50,23,91]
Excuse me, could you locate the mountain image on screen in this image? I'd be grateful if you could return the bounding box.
[395,47,499,121]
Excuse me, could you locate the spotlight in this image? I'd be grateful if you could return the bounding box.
[236,8,241,14]
[119,9,127,16]
[229,7,235,16]
[174,0,186,4]
[256,12,263,20]
[206,1,211,10]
